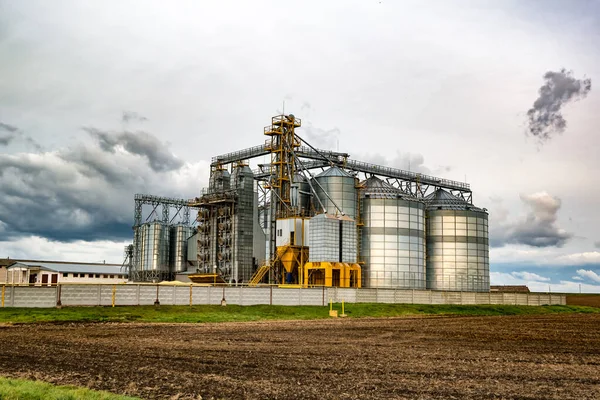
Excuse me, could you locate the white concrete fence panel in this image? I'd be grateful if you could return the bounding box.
[0,284,567,308]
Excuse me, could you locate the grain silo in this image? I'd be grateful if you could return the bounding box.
[169,225,193,273]
[425,189,489,292]
[360,177,426,289]
[312,167,357,218]
[139,221,171,273]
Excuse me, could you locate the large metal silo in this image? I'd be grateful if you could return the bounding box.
[360,177,426,289]
[312,167,357,219]
[139,221,171,272]
[425,189,489,292]
[170,225,193,273]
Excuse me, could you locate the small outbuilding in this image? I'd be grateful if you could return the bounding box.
[5,260,128,286]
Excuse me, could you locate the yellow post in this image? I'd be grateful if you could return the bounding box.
[189,284,193,307]
[342,300,345,315]
[329,298,338,318]
[1,285,5,308]
[111,285,116,307]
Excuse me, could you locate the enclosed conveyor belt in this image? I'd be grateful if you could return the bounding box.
[342,160,470,192]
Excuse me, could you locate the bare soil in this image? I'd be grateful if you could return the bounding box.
[0,314,599,399]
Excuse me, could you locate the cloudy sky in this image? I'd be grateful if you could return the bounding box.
[1,0,599,292]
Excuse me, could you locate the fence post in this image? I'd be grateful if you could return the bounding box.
[460,291,463,305]
[112,285,116,307]
[136,285,140,306]
[189,285,193,307]
[1,285,4,308]
[56,284,62,308]
[154,285,160,306]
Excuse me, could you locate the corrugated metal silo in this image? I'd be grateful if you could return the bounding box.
[360,177,426,289]
[139,221,171,272]
[425,189,489,292]
[170,225,193,273]
[312,167,357,219]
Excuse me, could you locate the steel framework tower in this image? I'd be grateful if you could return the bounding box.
[263,114,302,258]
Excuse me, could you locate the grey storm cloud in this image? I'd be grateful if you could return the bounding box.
[0,122,20,146]
[491,192,573,248]
[527,68,592,142]
[0,121,43,151]
[0,128,194,242]
[595,241,600,249]
[121,111,148,124]
[84,127,184,172]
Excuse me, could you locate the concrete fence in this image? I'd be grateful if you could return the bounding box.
[0,284,566,308]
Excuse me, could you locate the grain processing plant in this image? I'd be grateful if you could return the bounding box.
[128,114,489,292]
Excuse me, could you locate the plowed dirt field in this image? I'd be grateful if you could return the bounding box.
[1,314,599,399]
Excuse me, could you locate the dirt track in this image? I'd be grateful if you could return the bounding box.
[1,314,599,399]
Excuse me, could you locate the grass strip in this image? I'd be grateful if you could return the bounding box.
[0,377,139,400]
[0,303,598,324]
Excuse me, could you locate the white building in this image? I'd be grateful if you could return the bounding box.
[5,260,128,285]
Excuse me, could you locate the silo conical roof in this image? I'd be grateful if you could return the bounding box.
[315,166,353,178]
[361,176,415,199]
[424,188,485,211]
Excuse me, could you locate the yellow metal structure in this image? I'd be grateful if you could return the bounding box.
[303,262,361,288]
[277,244,309,285]
[248,264,271,286]
[264,115,302,219]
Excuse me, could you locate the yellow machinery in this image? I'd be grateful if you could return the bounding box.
[303,262,361,288]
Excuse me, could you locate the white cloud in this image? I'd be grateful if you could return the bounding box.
[511,271,550,282]
[0,236,125,264]
[491,271,600,293]
[572,276,584,281]
[491,247,600,267]
[576,269,600,284]
[558,252,600,265]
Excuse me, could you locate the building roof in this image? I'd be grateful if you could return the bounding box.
[315,166,353,178]
[424,188,486,212]
[490,285,531,293]
[0,259,17,268]
[7,260,125,275]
